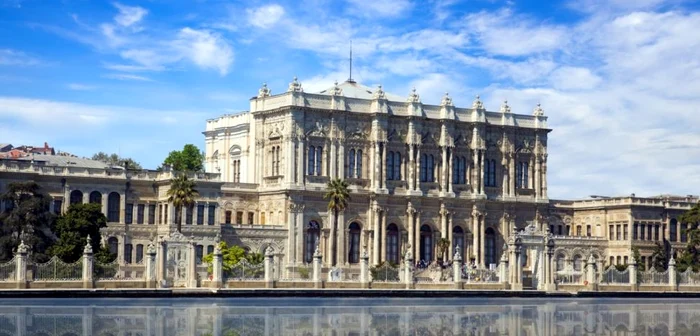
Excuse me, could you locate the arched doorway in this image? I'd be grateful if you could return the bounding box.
[348,222,361,264]
[386,224,399,264]
[419,225,433,263]
[485,228,496,266]
[452,226,464,261]
[69,190,83,205]
[304,220,320,263]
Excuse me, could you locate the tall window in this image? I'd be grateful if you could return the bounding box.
[148,204,156,224]
[647,225,652,242]
[137,204,145,224]
[196,245,204,264]
[485,228,496,266]
[573,255,582,271]
[654,225,660,241]
[420,154,435,182]
[107,192,120,222]
[185,206,193,225]
[681,223,688,242]
[348,149,356,178]
[260,212,266,225]
[248,212,255,224]
[386,224,399,264]
[616,225,621,240]
[419,225,433,262]
[670,219,678,242]
[136,244,144,263]
[207,245,214,255]
[387,151,394,180]
[70,190,83,205]
[576,225,582,236]
[356,150,362,178]
[453,226,464,261]
[225,211,232,224]
[207,205,216,225]
[124,244,133,264]
[125,204,133,224]
[236,211,243,224]
[308,146,316,176]
[640,224,646,240]
[484,159,497,187]
[555,254,565,271]
[108,237,118,256]
[305,221,320,263]
[53,200,62,215]
[271,146,281,176]
[232,160,241,183]
[586,225,592,237]
[348,222,361,264]
[196,204,204,225]
[610,225,615,240]
[623,225,628,240]
[453,156,466,184]
[393,152,401,180]
[316,146,323,176]
[633,224,638,240]
[517,162,529,188]
[89,191,102,204]
[420,154,427,182]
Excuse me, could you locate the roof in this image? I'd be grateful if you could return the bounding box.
[14,154,111,169]
[317,80,405,102]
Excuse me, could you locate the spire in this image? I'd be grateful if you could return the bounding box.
[348,40,355,83]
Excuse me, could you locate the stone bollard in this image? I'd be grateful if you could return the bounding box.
[585,254,597,291]
[313,245,323,289]
[145,241,157,289]
[360,249,369,289]
[82,236,94,289]
[15,240,28,289]
[669,254,678,291]
[404,251,414,289]
[211,243,223,289]
[453,246,463,289]
[264,246,275,289]
[629,255,638,291]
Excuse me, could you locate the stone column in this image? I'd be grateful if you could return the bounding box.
[145,242,157,288]
[447,148,454,193]
[62,184,71,213]
[286,205,297,267]
[312,245,322,288]
[499,249,508,286]
[669,255,678,291]
[471,210,479,264]
[408,145,415,191]
[187,239,197,288]
[415,145,421,191]
[337,210,346,265]
[157,240,166,287]
[119,192,126,224]
[453,246,462,289]
[264,246,274,288]
[373,206,381,265]
[407,206,415,265]
[118,233,126,265]
[381,142,387,189]
[441,146,448,192]
[479,216,486,267]
[380,211,387,263]
[479,150,485,195]
[404,250,414,289]
[542,155,548,198]
[360,249,369,288]
[509,153,516,197]
[296,210,305,265]
[471,150,479,194]
[629,255,638,291]
[82,237,94,289]
[297,138,305,186]
[15,241,28,289]
[370,141,377,189]
[502,156,509,196]
[535,156,542,199]
[447,215,454,261]
[329,138,337,180]
[338,141,345,179]
[414,211,420,263]
[586,254,597,291]
[328,210,336,267]
[440,204,448,240]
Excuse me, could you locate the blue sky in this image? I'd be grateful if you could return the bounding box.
[1,0,700,199]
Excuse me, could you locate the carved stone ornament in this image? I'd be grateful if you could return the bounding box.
[147,241,157,254]
[500,100,511,113]
[373,85,386,100]
[472,95,484,109]
[306,121,327,137]
[440,92,453,106]
[348,126,369,139]
[287,76,303,93]
[407,87,421,103]
[533,103,544,116]
[257,82,271,98]
[265,245,275,256]
[83,235,93,254]
[330,81,343,96]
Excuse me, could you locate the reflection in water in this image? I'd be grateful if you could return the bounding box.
[0,298,698,336]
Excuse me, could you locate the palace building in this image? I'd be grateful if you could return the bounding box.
[0,77,697,281]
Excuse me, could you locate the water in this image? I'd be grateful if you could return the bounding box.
[0,297,696,335]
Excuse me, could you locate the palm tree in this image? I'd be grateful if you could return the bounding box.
[166,174,199,232]
[324,178,350,266]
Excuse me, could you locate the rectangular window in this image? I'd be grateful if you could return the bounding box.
[53,200,62,215]
[616,225,621,240]
[137,204,145,224]
[148,204,156,224]
[681,224,688,242]
[236,211,243,224]
[125,204,133,224]
[208,205,216,225]
[185,206,193,225]
[640,225,645,240]
[196,204,204,225]
[124,244,133,264]
[647,225,652,242]
[586,225,591,237]
[248,212,255,224]
[576,226,582,236]
[225,211,232,224]
[207,245,214,255]
[158,204,163,224]
[196,245,204,264]
[136,244,144,263]
[654,225,660,241]
[633,224,638,240]
[164,204,168,224]
[623,225,628,240]
[610,225,615,240]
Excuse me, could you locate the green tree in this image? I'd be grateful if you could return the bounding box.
[650,241,670,272]
[49,203,113,263]
[92,152,143,170]
[632,246,644,272]
[324,178,350,266]
[677,202,700,272]
[202,242,247,274]
[437,238,451,261]
[0,181,55,262]
[162,144,205,172]
[166,174,199,232]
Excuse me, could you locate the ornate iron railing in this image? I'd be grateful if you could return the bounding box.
[639,269,669,284]
[601,267,629,284]
[33,256,82,281]
[226,259,264,281]
[0,258,15,281]
[370,263,401,282]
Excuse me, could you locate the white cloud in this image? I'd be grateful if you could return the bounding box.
[171,28,234,76]
[113,3,148,27]
[345,0,413,18]
[103,73,153,81]
[247,4,285,28]
[0,49,41,66]
[549,67,602,90]
[67,83,96,91]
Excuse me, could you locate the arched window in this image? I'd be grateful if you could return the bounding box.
[485,228,496,266]
[555,254,565,271]
[387,151,394,180]
[452,226,464,261]
[107,237,118,256]
[394,152,401,180]
[348,222,361,264]
[304,221,320,263]
[308,146,316,176]
[348,149,355,178]
[316,146,323,176]
[573,255,582,271]
[419,225,433,262]
[420,154,427,182]
[69,190,83,205]
[670,219,678,242]
[107,192,120,222]
[356,150,362,178]
[89,191,101,204]
[386,224,399,264]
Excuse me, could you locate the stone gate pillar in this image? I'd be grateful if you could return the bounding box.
[360,249,369,289]
[264,246,274,289]
[15,241,28,289]
[453,246,463,289]
[585,254,598,291]
[187,237,197,288]
[404,251,414,289]
[499,246,509,287]
[145,241,157,288]
[82,237,94,289]
[543,234,555,291]
[312,245,322,288]
[669,254,678,291]
[629,254,638,291]
[211,243,223,289]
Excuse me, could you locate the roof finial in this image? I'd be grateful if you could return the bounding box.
[348,40,354,83]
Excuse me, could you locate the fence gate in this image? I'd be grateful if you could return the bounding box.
[162,231,196,288]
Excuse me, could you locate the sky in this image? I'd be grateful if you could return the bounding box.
[1,0,699,199]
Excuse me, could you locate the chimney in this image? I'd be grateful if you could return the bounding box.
[44,142,49,149]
